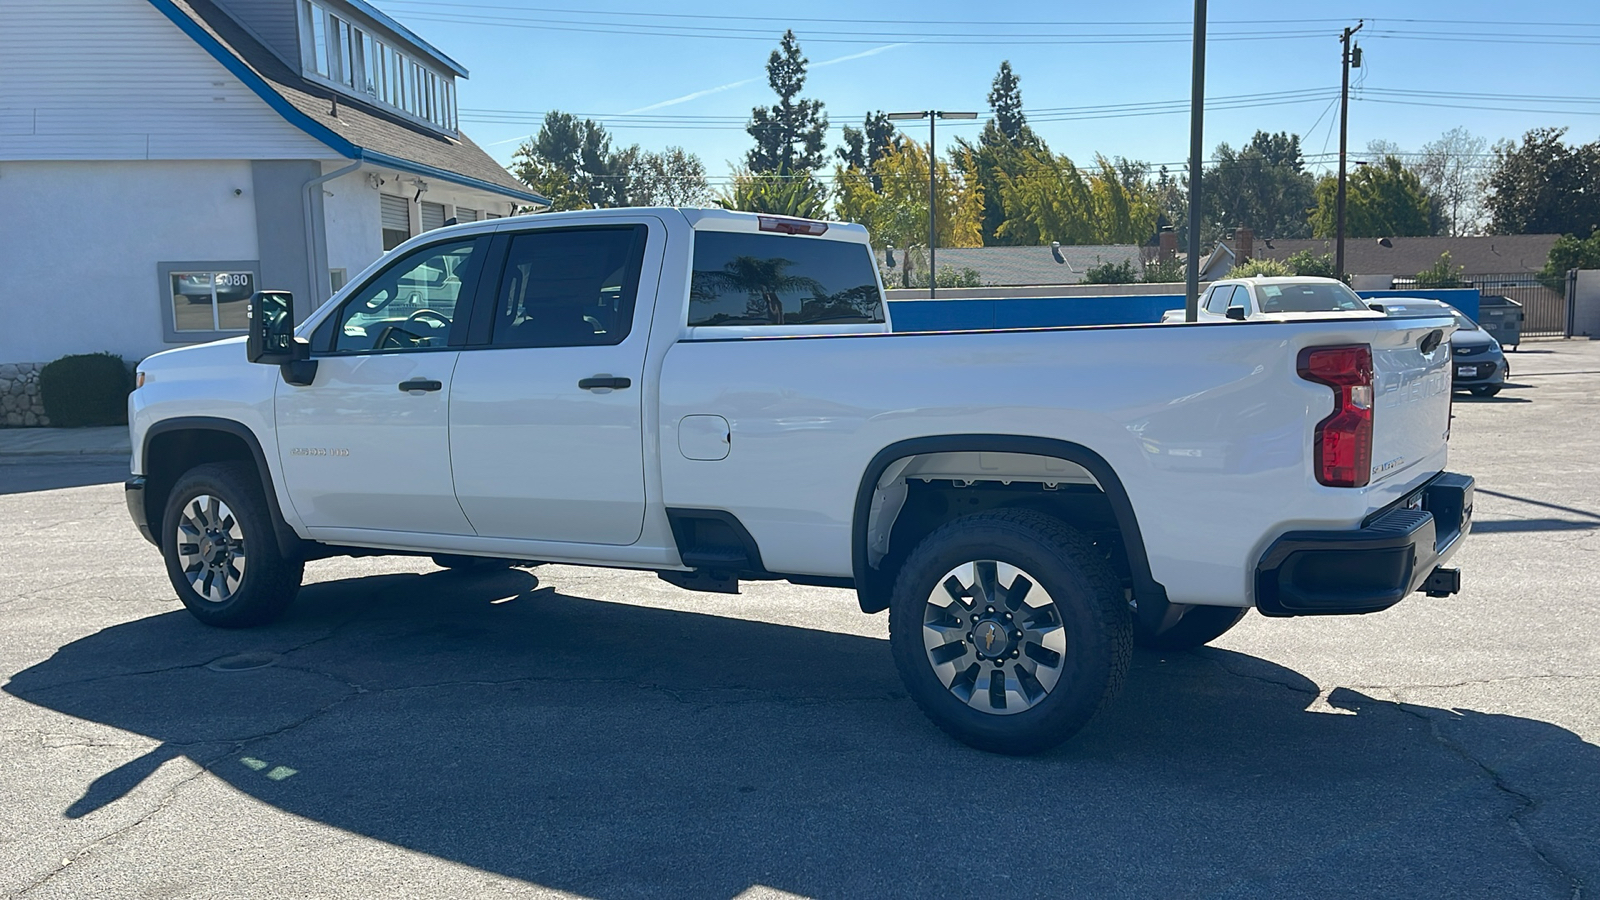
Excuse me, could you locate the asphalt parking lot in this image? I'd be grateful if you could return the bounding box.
[2,341,1597,900]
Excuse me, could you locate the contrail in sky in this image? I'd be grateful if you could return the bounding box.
[485,42,912,145]
[624,42,910,115]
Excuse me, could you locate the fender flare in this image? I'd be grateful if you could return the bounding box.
[850,435,1173,629]
[141,416,305,559]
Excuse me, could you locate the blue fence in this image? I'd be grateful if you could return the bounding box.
[888,288,1481,332]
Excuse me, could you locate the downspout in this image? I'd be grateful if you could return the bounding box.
[302,159,363,314]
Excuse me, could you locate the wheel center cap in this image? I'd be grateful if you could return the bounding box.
[972,620,1010,657]
[200,536,227,565]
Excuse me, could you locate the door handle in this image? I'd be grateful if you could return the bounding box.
[578,376,632,391]
[398,378,443,393]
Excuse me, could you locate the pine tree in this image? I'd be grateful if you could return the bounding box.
[746,30,829,176]
[988,61,1026,144]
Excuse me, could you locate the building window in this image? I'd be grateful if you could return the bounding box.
[299,0,457,132]
[380,194,411,250]
[157,261,259,343]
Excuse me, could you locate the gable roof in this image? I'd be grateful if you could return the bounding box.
[874,245,1143,287]
[148,0,545,205]
[1251,234,1560,277]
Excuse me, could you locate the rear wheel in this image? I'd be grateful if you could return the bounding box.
[1133,604,1248,651]
[888,509,1132,755]
[162,462,303,628]
[1471,385,1501,397]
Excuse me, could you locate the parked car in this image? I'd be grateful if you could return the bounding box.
[126,208,1472,755]
[1160,275,1385,323]
[1370,297,1508,397]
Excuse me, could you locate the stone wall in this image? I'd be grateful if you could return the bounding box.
[0,363,51,427]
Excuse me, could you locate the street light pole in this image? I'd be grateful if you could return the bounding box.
[1335,20,1364,280]
[887,110,977,298]
[1184,0,1207,322]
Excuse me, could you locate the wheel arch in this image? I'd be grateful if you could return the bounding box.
[141,417,303,558]
[851,435,1171,625]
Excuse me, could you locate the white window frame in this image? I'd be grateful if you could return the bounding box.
[296,1,458,133]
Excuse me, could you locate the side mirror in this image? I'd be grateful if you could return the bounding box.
[247,291,299,364]
[1225,306,1247,321]
[247,290,317,386]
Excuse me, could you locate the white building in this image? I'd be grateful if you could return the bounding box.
[0,0,545,369]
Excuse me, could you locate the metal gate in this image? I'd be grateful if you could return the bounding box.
[1468,273,1569,339]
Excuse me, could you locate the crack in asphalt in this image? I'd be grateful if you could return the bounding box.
[1199,651,1585,899]
[1392,698,1585,900]
[10,746,229,899]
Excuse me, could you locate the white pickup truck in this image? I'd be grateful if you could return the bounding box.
[127,208,1473,754]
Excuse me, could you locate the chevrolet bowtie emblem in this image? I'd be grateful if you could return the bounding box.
[984,628,995,650]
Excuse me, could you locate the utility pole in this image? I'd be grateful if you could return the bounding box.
[1183,0,1206,322]
[1335,20,1364,280]
[887,110,977,298]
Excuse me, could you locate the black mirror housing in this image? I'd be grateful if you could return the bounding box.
[1225,306,1247,321]
[247,290,297,364]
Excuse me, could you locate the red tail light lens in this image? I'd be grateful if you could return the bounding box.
[1298,345,1374,488]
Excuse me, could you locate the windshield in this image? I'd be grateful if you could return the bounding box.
[1452,311,1478,331]
[1256,282,1368,313]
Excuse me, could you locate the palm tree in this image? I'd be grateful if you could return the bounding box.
[691,255,825,325]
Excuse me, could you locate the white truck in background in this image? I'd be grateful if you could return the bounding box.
[126,208,1473,754]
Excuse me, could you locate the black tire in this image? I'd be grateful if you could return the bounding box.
[1133,604,1248,651]
[1471,385,1501,397]
[431,554,518,571]
[887,509,1133,755]
[161,461,303,628]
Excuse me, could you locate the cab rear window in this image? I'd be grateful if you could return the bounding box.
[688,232,884,327]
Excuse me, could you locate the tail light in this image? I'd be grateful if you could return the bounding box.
[1298,344,1373,488]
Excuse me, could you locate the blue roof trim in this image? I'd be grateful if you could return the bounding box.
[143,0,546,205]
[145,0,360,158]
[361,150,549,206]
[341,0,468,78]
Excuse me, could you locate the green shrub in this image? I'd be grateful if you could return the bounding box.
[1141,257,1185,283]
[1231,258,1292,277]
[1284,249,1337,278]
[39,353,133,427]
[1415,251,1466,288]
[1082,258,1139,284]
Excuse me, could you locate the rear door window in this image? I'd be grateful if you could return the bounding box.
[688,232,884,326]
[486,226,646,348]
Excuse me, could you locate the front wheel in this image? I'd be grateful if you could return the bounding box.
[162,462,303,628]
[888,509,1132,755]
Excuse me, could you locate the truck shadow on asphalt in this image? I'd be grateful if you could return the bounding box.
[7,568,1596,898]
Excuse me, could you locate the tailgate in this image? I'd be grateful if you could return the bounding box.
[1369,315,1455,487]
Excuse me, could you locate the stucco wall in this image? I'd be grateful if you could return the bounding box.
[323,168,384,297]
[0,159,260,365]
[1574,270,1600,339]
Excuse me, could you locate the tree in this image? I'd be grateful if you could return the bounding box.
[1484,127,1600,237]
[1204,131,1316,239]
[718,169,826,218]
[835,112,898,192]
[1415,251,1466,288]
[1416,127,1488,236]
[631,147,713,207]
[830,140,981,250]
[952,60,1046,245]
[997,152,1160,246]
[510,111,636,211]
[1308,156,1433,238]
[746,30,828,176]
[988,61,1027,144]
[1538,231,1600,291]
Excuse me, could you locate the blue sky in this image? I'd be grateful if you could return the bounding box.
[383,0,1600,182]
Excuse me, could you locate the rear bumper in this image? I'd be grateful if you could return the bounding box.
[1255,472,1473,616]
[125,476,157,546]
